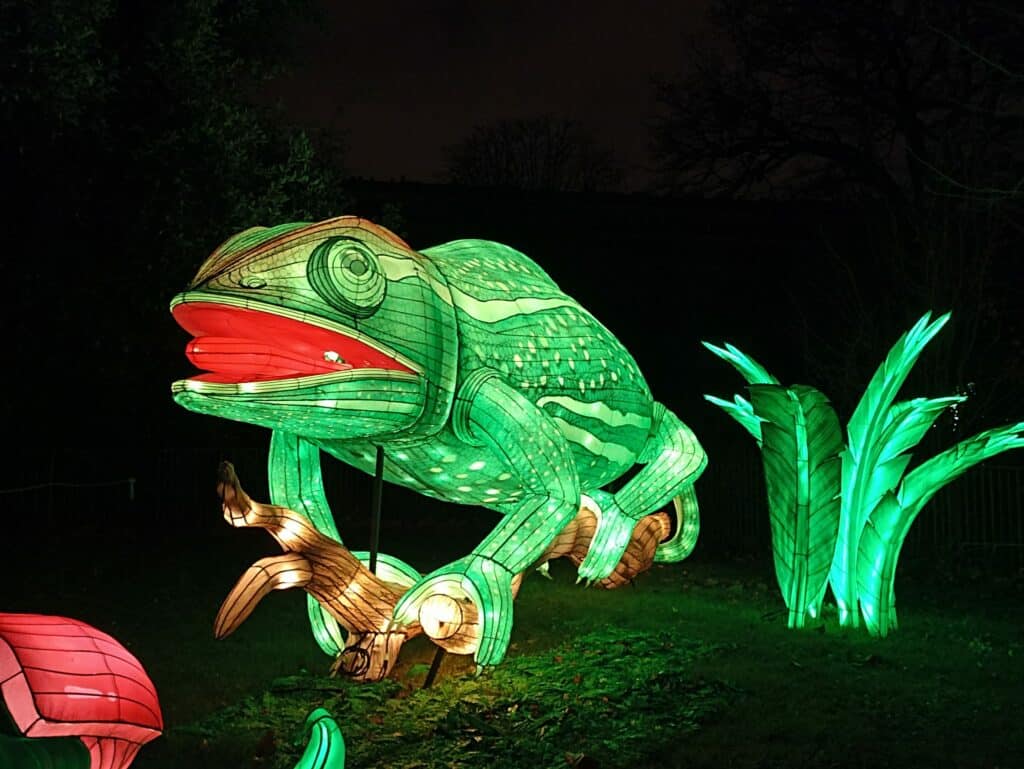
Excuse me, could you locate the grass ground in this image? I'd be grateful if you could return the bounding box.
[6,511,1024,769]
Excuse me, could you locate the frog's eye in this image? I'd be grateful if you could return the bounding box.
[307,236,386,317]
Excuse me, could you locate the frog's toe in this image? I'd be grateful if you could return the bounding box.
[576,494,638,582]
[392,557,516,667]
[391,564,476,649]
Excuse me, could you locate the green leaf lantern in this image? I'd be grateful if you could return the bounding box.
[293,708,345,769]
[701,341,779,443]
[749,385,842,628]
[831,311,952,626]
[857,422,1024,636]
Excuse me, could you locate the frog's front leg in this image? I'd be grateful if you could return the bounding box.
[577,402,707,581]
[392,371,580,668]
[269,430,347,656]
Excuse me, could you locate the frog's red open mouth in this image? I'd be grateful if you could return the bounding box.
[173,301,415,384]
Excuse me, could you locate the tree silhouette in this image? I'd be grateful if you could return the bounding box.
[445,116,623,193]
[650,0,1023,436]
[0,0,350,443]
[651,0,1022,208]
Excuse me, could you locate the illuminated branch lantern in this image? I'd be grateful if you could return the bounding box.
[214,462,675,680]
[0,613,163,769]
[172,216,707,670]
[215,460,492,681]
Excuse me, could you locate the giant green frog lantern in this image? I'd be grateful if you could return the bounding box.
[171,216,707,670]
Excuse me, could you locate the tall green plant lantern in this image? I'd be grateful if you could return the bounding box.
[705,311,1024,635]
[702,347,843,629]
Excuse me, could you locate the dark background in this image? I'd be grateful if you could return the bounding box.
[1,0,1021,572]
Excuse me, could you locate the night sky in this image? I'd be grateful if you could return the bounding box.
[259,0,714,190]
[2,0,1020,518]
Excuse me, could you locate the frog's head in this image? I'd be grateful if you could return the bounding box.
[170,216,457,441]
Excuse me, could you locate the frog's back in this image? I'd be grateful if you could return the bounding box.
[422,239,655,488]
[421,239,564,301]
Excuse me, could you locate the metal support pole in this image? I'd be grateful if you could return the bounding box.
[369,445,384,574]
[422,646,447,689]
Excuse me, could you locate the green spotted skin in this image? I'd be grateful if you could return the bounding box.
[320,239,652,505]
[171,217,706,668]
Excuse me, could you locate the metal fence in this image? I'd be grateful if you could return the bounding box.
[0,446,264,543]
[903,462,1024,573]
[695,452,1024,572]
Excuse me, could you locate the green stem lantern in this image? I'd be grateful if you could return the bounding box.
[293,709,345,769]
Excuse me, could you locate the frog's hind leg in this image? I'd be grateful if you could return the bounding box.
[653,483,700,563]
[576,402,706,581]
[391,371,581,669]
[541,502,674,587]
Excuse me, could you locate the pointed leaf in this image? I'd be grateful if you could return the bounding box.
[831,311,950,625]
[751,384,843,629]
[845,312,950,464]
[894,422,1024,527]
[876,396,965,465]
[857,422,1024,636]
[702,341,780,385]
[859,453,914,521]
[703,394,763,442]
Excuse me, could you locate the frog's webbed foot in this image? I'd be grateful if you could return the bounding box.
[391,555,516,668]
[575,490,639,582]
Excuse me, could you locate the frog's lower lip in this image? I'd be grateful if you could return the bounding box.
[172,300,416,384]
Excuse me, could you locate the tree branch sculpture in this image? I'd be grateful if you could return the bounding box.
[215,461,683,680]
